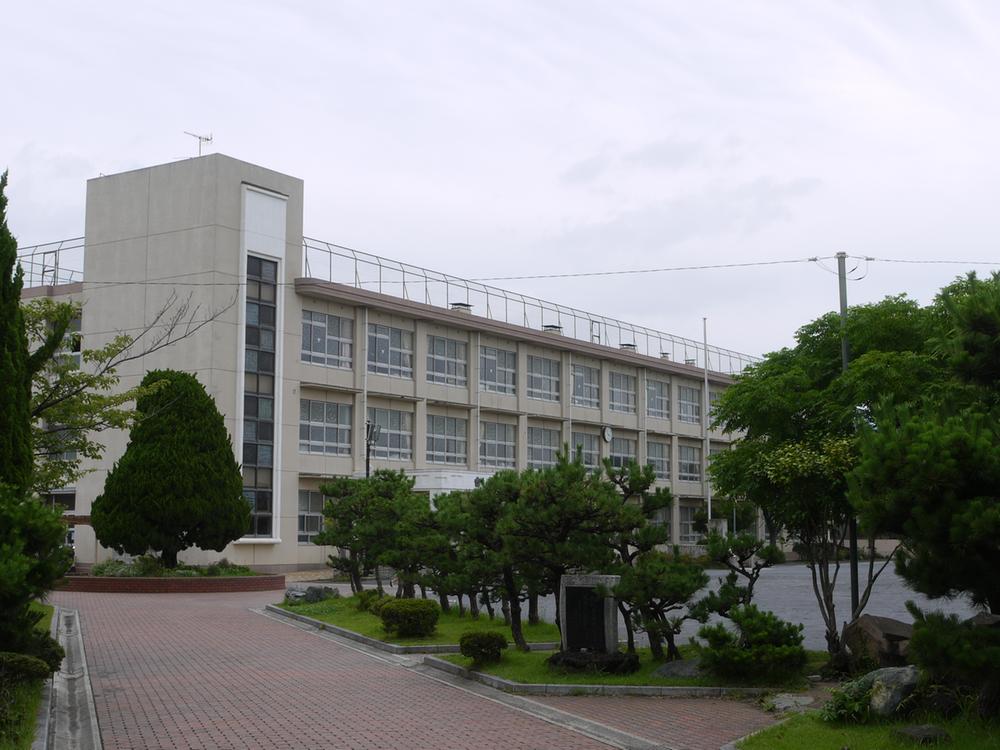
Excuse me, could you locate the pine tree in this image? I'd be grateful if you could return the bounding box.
[91,369,249,567]
[0,170,34,491]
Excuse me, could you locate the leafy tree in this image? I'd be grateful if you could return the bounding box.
[91,370,248,567]
[694,530,783,620]
[614,549,708,661]
[712,296,941,656]
[0,484,72,670]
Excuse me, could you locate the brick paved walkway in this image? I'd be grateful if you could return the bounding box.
[538,696,774,750]
[52,590,773,750]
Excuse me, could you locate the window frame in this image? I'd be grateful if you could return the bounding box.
[527,425,560,468]
[646,378,670,419]
[298,398,353,455]
[479,346,517,395]
[366,407,413,461]
[678,444,702,481]
[426,414,468,464]
[571,364,600,409]
[301,309,353,369]
[297,489,326,544]
[367,324,414,379]
[678,385,702,424]
[647,440,670,480]
[426,335,468,387]
[608,371,636,413]
[480,420,516,468]
[526,355,560,402]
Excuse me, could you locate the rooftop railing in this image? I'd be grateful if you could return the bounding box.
[16,237,85,287]
[303,237,760,375]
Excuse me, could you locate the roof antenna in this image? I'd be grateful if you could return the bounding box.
[183,131,213,157]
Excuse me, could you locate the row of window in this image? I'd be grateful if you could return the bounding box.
[296,398,706,478]
[301,313,711,420]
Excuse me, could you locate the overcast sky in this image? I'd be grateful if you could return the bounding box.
[6,1,1000,358]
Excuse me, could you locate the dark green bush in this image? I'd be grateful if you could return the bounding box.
[367,596,391,617]
[0,652,51,682]
[459,631,508,665]
[820,679,873,723]
[355,589,387,612]
[379,599,440,637]
[697,604,806,682]
[303,586,338,604]
[907,603,1000,718]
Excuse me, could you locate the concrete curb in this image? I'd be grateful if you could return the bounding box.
[30,605,59,750]
[422,654,770,698]
[264,603,560,654]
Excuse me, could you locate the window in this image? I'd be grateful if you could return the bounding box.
[43,491,76,512]
[678,386,702,424]
[678,445,702,481]
[299,399,352,455]
[679,505,700,544]
[367,324,413,378]
[647,379,670,419]
[572,432,599,469]
[56,317,82,368]
[480,346,516,394]
[527,356,560,401]
[609,436,636,469]
[571,365,599,408]
[426,335,468,386]
[527,426,560,468]
[298,490,325,543]
[243,256,277,537]
[480,421,516,468]
[647,440,670,480]
[367,407,413,461]
[301,310,353,368]
[426,415,468,464]
[609,372,636,413]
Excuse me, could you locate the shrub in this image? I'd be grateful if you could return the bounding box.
[0,652,51,682]
[459,631,508,665]
[303,586,339,604]
[697,604,806,682]
[355,589,386,612]
[367,596,391,617]
[820,679,873,723]
[379,599,440,637]
[907,603,1000,718]
[91,559,132,577]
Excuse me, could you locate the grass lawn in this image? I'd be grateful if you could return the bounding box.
[441,647,828,689]
[739,711,1000,750]
[278,595,562,646]
[1,603,55,750]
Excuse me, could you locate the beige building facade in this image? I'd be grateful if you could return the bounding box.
[20,154,751,572]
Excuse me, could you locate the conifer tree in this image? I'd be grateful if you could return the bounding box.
[92,369,249,566]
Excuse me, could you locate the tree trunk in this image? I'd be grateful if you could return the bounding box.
[457,593,465,616]
[501,594,511,625]
[374,566,384,596]
[419,583,427,599]
[664,629,682,661]
[528,593,539,625]
[351,566,363,594]
[618,601,636,654]
[647,631,665,661]
[469,591,480,619]
[438,591,451,613]
[161,548,179,568]
[403,580,416,599]
[483,591,495,620]
[502,566,529,651]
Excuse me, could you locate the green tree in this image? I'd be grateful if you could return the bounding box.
[0,484,72,670]
[712,295,942,656]
[0,171,68,492]
[91,369,248,567]
[614,549,708,661]
[852,273,1000,614]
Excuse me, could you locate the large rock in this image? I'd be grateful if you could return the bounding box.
[853,665,920,717]
[844,614,913,667]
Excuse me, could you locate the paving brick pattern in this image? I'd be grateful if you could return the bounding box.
[58,575,285,593]
[538,695,774,750]
[53,590,608,750]
[53,590,775,750]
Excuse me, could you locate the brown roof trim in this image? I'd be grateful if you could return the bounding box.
[295,278,734,385]
[20,282,84,299]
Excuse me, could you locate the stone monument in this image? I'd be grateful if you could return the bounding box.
[558,574,620,653]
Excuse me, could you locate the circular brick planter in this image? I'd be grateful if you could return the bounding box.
[58,574,285,593]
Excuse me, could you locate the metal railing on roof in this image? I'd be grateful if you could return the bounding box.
[302,237,760,375]
[16,237,85,287]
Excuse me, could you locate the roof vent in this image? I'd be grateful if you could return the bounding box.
[620,343,637,352]
[542,324,563,334]
[660,352,671,360]
[450,302,472,313]
[685,358,697,365]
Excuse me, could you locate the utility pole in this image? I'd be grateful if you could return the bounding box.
[837,251,861,615]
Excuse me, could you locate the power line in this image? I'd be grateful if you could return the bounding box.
[468,257,828,282]
[857,255,1000,266]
